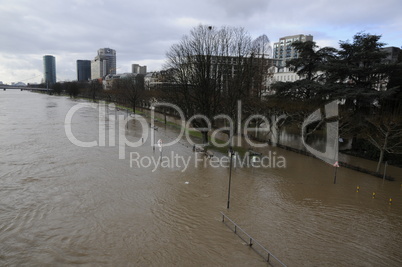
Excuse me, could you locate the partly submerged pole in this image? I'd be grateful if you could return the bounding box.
[333,166,338,184]
[333,161,339,184]
[227,147,234,209]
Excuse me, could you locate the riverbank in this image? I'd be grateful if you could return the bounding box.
[38,91,399,181]
[134,103,399,181]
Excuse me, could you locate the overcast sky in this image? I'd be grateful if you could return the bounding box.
[0,0,401,84]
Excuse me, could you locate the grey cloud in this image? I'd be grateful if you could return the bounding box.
[0,0,401,84]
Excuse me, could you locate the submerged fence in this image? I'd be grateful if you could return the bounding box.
[220,212,286,266]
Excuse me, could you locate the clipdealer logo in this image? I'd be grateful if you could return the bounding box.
[128,150,286,172]
[64,100,339,171]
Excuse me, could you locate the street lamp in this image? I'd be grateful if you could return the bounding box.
[227,146,235,209]
[151,106,155,152]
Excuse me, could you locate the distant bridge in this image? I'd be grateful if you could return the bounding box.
[1,85,52,92]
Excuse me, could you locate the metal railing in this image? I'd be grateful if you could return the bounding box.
[220,212,286,267]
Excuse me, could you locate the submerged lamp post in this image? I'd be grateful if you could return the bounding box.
[227,146,235,209]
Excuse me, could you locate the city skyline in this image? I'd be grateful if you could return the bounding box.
[0,0,401,84]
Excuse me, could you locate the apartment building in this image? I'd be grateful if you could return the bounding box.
[273,34,313,68]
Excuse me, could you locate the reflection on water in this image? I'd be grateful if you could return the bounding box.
[278,125,401,179]
[0,91,401,266]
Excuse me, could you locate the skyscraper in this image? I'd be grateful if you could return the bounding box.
[77,60,91,81]
[91,48,116,79]
[43,55,56,85]
[132,64,147,74]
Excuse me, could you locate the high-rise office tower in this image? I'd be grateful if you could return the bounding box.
[77,60,91,81]
[131,64,147,75]
[132,64,147,74]
[43,55,56,85]
[91,48,116,79]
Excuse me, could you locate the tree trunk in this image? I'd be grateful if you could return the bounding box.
[376,149,385,173]
[376,131,389,173]
[201,131,209,144]
[270,115,280,147]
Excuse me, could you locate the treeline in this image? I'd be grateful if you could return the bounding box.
[49,74,149,111]
[270,32,402,171]
[48,25,402,171]
[157,26,402,171]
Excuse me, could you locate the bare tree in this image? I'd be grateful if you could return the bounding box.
[250,34,272,99]
[65,81,80,98]
[114,74,145,113]
[164,25,264,143]
[364,114,402,172]
[88,79,103,101]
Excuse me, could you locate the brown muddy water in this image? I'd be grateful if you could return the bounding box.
[1,91,401,266]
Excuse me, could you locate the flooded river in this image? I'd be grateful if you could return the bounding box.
[1,91,401,266]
